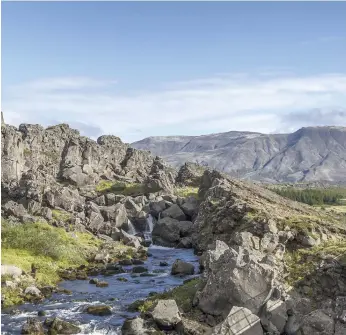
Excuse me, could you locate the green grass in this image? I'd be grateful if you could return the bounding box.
[174,186,199,199]
[128,278,201,313]
[95,180,144,195]
[284,240,346,287]
[52,209,72,222]
[1,222,101,285]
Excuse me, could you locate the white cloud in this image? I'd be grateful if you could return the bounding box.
[2,73,346,142]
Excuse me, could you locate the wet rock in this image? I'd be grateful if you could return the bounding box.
[121,317,150,335]
[86,305,112,316]
[171,260,195,276]
[96,281,109,288]
[37,310,46,317]
[24,286,42,298]
[46,317,80,334]
[21,318,44,334]
[89,278,99,284]
[150,200,167,217]
[119,259,133,266]
[132,266,148,274]
[150,299,181,330]
[212,306,263,335]
[117,277,128,282]
[132,259,144,265]
[152,217,180,246]
[160,261,169,267]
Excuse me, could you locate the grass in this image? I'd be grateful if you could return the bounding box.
[284,240,346,288]
[128,278,201,313]
[95,180,144,195]
[174,186,199,199]
[52,209,72,222]
[1,222,101,285]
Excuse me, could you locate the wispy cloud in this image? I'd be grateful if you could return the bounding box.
[2,73,346,142]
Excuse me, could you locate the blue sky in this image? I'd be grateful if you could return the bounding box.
[2,1,346,141]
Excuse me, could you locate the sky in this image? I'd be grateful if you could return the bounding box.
[2,1,346,142]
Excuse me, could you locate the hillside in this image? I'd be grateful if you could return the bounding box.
[132,126,346,183]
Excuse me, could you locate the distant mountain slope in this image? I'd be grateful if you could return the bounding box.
[132,126,346,183]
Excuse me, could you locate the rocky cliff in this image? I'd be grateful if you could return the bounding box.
[132,126,346,183]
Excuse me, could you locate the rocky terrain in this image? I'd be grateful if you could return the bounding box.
[1,120,346,334]
[132,126,346,183]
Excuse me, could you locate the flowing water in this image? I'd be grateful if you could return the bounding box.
[1,245,199,334]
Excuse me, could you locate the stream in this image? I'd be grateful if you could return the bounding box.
[1,245,199,334]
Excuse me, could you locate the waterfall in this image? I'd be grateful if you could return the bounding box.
[127,219,137,235]
[146,214,154,233]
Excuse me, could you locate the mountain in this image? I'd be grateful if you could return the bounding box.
[132,126,346,183]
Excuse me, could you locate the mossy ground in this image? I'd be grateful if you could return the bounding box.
[174,186,199,199]
[284,240,346,287]
[1,222,102,307]
[52,209,72,222]
[128,278,201,313]
[95,180,144,195]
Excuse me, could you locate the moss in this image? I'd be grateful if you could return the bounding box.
[128,278,201,313]
[95,180,144,195]
[174,187,199,199]
[52,209,72,222]
[284,240,346,287]
[23,148,31,157]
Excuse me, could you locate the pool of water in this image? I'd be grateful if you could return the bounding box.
[1,245,199,334]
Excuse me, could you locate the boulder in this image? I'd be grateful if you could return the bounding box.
[120,229,142,248]
[46,317,80,334]
[96,281,109,287]
[301,310,335,335]
[86,305,112,316]
[176,317,212,335]
[152,217,181,246]
[150,200,167,217]
[150,299,182,330]
[100,203,128,228]
[212,306,263,335]
[180,197,199,218]
[24,286,42,297]
[161,204,186,221]
[171,260,195,276]
[21,318,44,335]
[121,317,150,335]
[1,265,23,278]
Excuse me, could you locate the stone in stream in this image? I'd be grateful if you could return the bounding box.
[89,278,99,284]
[132,266,148,273]
[21,318,44,334]
[117,277,128,282]
[96,280,109,288]
[37,310,46,317]
[119,259,133,266]
[121,317,151,335]
[160,261,169,267]
[171,260,195,276]
[45,317,80,334]
[86,305,112,316]
[132,259,145,265]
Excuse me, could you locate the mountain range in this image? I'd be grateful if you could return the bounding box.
[132,126,346,183]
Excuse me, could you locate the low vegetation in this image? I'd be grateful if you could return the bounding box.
[284,240,346,288]
[52,209,72,222]
[95,180,144,195]
[174,186,199,199]
[1,222,101,287]
[271,186,346,206]
[128,278,201,313]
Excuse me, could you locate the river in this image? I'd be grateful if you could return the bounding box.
[1,245,199,334]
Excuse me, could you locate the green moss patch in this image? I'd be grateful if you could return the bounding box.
[95,180,144,195]
[174,187,199,199]
[128,278,201,313]
[52,209,72,222]
[284,240,346,287]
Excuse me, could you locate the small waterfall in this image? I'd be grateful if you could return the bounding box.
[146,214,154,233]
[127,219,137,235]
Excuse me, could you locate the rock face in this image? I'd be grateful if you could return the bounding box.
[132,126,346,183]
[1,122,176,235]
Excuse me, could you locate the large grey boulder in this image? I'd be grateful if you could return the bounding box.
[212,306,263,335]
[149,199,167,217]
[45,187,85,212]
[301,310,335,335]
[180,196,199,218]
[150,299,181,330]
[21,318,44,335]
[100,203,128,228]
[197,246,276,317]
[161,204,186,221]
[152,217,181,246]
[171,260,195,276]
